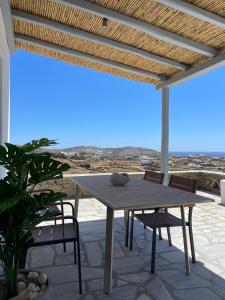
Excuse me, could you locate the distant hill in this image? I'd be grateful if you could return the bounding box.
[50,146,159,157]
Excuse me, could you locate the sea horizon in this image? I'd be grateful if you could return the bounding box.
[169,151,225,158]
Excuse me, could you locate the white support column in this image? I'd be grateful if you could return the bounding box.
[160,87,169,185]
[0,6,11,178]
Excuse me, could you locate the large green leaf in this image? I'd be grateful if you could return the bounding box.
[0,143,25,169]
[0,181,28,213]
[28,153,70,184]
[31,191,66,207]
[21,138,57,153]
[0,138,71,295]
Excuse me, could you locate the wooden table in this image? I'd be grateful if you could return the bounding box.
[71,175,213,294]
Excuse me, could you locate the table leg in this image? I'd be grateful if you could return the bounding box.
[104,206,114,294]
[180,205,190,275]
[124,210,129,247]
[74,184,80,219]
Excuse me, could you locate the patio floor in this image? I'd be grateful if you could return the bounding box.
[26,192,225,300]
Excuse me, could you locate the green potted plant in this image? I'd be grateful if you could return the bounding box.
[0,138,70,298]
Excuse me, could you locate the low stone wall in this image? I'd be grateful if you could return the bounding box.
[169,171,225,195]
[36,177,77,199]
[37,171,225,198]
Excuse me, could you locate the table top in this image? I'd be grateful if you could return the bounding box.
[71,175,214,210]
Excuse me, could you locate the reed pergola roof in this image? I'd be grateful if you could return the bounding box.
[8,0,225,88]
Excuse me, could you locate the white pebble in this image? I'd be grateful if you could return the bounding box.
[17,281,27,293]
[28,283,37,292]
[29,291,39,300]
[38,272,47,285]
[27,272,39,280]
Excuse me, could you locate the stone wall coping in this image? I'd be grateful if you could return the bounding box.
[63,172,145,178]
[168,170,225,176]
[63,170,225,178]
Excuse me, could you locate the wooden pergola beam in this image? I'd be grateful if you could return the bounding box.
[156,0,225,31]
[52,0,218,57]
[12,9,188,71]
[157,52,225,89]
[15,34,165,81]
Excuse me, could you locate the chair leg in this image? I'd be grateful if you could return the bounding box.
[74,240,77,264]
[129,212,134,251]
[158,228,163,240]
[180,205,190,275]
[61,202,67,253]
[164,208,172,246]
[74,220,82,294]
[188,207,196,263]
[124,210,130,247]
[154,208,162,239]
[142,210,147,229]
[167,227,172,246]
[63,242,66,252]
[76,237,82,294]
[151,227,157,274]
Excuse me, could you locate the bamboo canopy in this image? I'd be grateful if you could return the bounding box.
[10,0,225,87]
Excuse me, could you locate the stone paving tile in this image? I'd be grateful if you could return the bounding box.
[25,194,225,299]
[173,288,222,300]
[54,253,75,265]
[29,246,55,268]
[160,250,186,263]
[86,241,102,267]
[55,242,74,255]
[87,278,115,291]
[37,265,79,284]
[113,256,146,275]
[118,272,150,284]
[42,282,81,300]
[157,269,210,289]
[145,277,173,300]
[94,285,138,300]
[137,294,153,300]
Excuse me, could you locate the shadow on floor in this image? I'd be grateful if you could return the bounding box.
[26,215,225,300]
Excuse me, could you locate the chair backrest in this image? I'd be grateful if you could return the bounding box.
[169,175,197,193]
[144,170,164,184]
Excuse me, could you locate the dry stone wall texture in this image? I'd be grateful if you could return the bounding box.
[36,172,225,198]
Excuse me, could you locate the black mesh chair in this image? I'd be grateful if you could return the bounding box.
[125,170,166,247]
[130,175,197,274]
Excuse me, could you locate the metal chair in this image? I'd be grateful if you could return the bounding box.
[130,175,197,274]
[125,170,165,247]
[20,202,82,294]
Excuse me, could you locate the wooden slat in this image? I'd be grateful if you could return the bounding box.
[134,212,183,228]
[144,170,164,184]
[169,175,197,193]
[32,223,76,245]
[36,226,53,243]
[31,228,41,242]
[52,223,76,240]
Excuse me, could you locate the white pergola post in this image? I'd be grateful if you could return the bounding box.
[0,3,13,178]
[160,87,169,185]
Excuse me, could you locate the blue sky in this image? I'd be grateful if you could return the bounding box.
[11,50,225,151]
